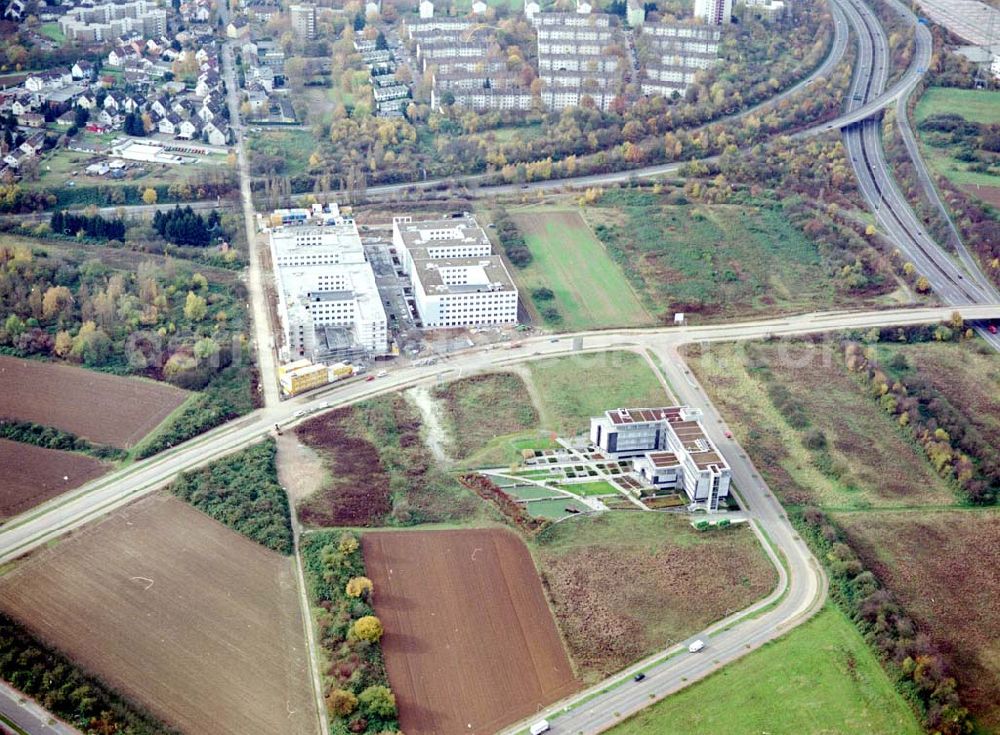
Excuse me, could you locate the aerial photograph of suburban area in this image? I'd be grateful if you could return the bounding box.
[0,0,997,727]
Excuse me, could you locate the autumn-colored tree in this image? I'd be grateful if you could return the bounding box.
[345,576,373,599]
[351,615,383,643]
[327,688,358,717]
[42,285,73,320]
[54,330,73,357]
[915,276,931,294]
[142,187,158,205]
[338,532,359,554]
[183,291,208,321]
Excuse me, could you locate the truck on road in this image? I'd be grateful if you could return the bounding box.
[688,639,706,653]
[530,720,550,734]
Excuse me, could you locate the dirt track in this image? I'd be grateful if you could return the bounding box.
[363,529,580,735]
[0,356,188,448]
[0,495,316,735]
[0,439,108,518]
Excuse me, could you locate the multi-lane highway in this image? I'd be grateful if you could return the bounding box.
[839,0,1000,351]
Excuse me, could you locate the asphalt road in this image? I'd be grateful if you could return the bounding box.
[1,306,999,734]
[0,683,79,735]
[839,0,1000,351]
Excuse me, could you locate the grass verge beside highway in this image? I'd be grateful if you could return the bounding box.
[607,605,922,735]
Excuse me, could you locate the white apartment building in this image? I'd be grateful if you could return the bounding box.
[694,0,733,24]
[59,0,166,41]
[590,406,732,510]
[393,216,518,329]
[268,205,388,360]
[290,3,317,40]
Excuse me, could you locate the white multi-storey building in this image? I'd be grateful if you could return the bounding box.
[694,0,733,24]
[590,406,732,510]
[268,204,388,360]
[393,216,518,329]
[59,0,167,42]
[290,3,317,40]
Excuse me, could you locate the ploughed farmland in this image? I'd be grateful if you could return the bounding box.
[0,495,316,735]
[0,438,109,518]
[0,356,188,448]
[363,529,580,734]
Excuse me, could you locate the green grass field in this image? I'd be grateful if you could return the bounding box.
[511,207,653,331]
[914,86,1000,189]
[915,87,1000,126]
[525,497,589,519]
[584,191,855,321]
[528,351,667,435]
[247,129,315,178]
[559,480,618,496]
[607,605,923,735]
[39,23,66,43]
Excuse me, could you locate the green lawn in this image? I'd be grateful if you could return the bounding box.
[608,605,923,735]
[511,207,654,331]
[559,480,618,496]
[584,191,853,321]
[915,87,1000,125]
[524,497,589,519]
[247,129,315,177]
[39,23,66,44]
[528,351,667,435]
[914,86,1000,189]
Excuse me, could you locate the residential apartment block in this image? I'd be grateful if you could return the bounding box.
[590,406,732,510]
[290,3,317,40]
[268,205,388,361]
[535,12,626,111]
[392,215,519,329]
[694,0,734,24]
[59,0,167,42]
[638,23,722,98]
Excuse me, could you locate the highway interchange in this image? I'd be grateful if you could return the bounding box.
[2,0,1000,732]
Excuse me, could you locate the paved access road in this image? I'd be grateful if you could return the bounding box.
[4,305,997,569]
[2,305,998,735]
[0,682,80,735]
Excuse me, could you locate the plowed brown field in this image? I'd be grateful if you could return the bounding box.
[0,438,109,518]
[0,356,188,448]
[0,495,316,735]
[363,529,580,735]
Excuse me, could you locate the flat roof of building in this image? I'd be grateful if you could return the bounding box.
[646,451,680,468]
[411,254,516,294]
[605,406,683,425]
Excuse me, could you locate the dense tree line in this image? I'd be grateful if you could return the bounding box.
[492,207,532,267]
[842,324,999,504]
[0,418,124,460]
[50,211,126,241]
[796,509,972,735]
[0,613,177,735]
[152,206,223,247]
[170,439,292,553]
[301,531,401,735]
[134,363,259,459]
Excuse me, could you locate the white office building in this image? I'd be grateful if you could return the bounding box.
[268,205,388,360]
[590,406,732,510]
[392,215,519,329]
